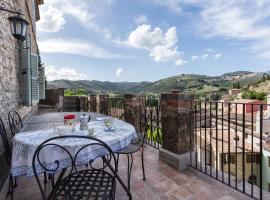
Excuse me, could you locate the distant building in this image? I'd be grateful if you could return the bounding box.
[229,89,241,96]
[231,99,267,114]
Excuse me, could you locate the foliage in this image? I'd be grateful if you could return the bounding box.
[241,90,266,101]
[64,88,74,96]
[232,82,240,89]
[146,128,162,145]
[64,88,86,96]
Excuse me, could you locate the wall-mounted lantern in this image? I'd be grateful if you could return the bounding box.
[0,0,29,42]
[8,15,29,41]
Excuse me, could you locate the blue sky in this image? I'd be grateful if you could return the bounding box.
[37,0,270,82]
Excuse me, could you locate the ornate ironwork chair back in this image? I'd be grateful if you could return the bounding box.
[8,110,23,136]
[32,135,118,200]
[0,117,12,166]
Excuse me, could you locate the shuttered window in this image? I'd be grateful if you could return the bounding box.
[39,67,45,99]
[20,37,31,106]
[31,53,39,102]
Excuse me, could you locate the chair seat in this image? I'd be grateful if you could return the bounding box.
[52,169,115,200]
[116,142,141,154]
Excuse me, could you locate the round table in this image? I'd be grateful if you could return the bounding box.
[11,114,137,177]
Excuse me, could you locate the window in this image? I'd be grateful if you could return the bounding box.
[222,154,236,164]
[230,154,236,164]
[246,153,260,164]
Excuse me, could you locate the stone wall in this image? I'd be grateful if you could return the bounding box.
[0,0,40,125]
[0,0,42,190]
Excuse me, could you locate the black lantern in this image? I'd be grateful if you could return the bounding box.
[8,14,29,41]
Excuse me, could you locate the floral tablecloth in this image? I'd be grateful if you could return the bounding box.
[11,118,137,177]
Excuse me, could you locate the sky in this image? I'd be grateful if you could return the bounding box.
[36,0,270,82]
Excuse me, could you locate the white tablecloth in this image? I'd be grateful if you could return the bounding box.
[11,118,137,177]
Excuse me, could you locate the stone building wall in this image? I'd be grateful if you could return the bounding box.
[0,0,42,189]
[0,0,40,122]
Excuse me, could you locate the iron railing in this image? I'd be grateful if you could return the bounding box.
[108,97,124,119]
[144,98,162,149]
[190,101,270,200]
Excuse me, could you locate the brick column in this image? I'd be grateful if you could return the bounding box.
[123,94,145,132]
[159,93,194,171]
[99,94,109,115]
[79,96,88,112]
[89,95,97,112]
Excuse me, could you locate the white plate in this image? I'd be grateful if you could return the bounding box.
[96,117,112,121]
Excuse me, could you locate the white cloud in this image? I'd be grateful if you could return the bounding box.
[151,0,270,59]
[205,48,214,52]
[45,65,88,81]
[214,53,222,59]
[191,52,222,60]
[134,15,148,25]
[201,53,209,59]
[124,24,185,65]
[38,38,121,59]
[37,6,65,32]
[191,55,199,61]
[37,0,113,38]
[116,68,123,77]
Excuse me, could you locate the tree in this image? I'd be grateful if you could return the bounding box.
[262,75,266,82]
[64,88,74,96]
[241,89,266,101]
[77,88,86,96]
[237,82,240,89]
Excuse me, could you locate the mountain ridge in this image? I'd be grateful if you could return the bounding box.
[48,71,266,95]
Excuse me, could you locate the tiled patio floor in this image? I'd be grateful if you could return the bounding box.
[0,146,252,200]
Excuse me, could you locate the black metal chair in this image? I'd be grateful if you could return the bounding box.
[8,111,23,136]
[32,135,122,200]
[0,117,15,200]
[115,108,147,191]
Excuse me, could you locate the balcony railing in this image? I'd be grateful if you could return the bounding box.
[190,101,270,200]
[59,94,270,199]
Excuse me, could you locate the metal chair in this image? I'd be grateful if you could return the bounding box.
[0,117,15,200]
[115,108,147,191]
[8,111,23,136]
[32,135,121,200]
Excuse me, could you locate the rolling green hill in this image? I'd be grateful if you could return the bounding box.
[48,71,266,96]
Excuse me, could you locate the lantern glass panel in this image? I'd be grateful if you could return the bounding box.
[9,21,15,35]
[15,20,22,35]
[21,22,27,37]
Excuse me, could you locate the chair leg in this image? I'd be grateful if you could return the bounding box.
[7,175,11,196]
[127,154,133,191]
[7,175,14,200]
[116,154,119,172]
[140,148,146,181]
[43,172,47,184]
[51,174,55,188]
[13,177,17,188]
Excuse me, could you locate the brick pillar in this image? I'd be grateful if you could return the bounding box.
[159,93,194,171]
[99,94,109,115]
[89,95,97,112]
[79,96,88,112]
[123,94,145,132]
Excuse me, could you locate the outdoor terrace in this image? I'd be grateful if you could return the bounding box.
[0,145,253,200]
[1,92,269,200]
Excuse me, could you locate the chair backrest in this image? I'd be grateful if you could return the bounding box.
[0,117,12,166]
[8,111,23,136]
[32,135,117,200]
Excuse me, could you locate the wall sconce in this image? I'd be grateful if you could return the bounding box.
[0,0,29,42]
